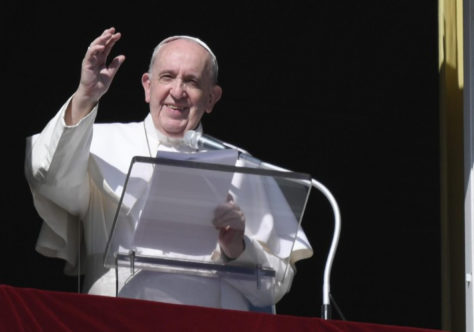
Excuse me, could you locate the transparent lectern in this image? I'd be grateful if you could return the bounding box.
[103,149,312,311]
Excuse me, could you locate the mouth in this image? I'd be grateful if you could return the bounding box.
[166,104,180,109]
[164,104,189,116]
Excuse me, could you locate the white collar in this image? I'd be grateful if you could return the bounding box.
[144,113,202,152]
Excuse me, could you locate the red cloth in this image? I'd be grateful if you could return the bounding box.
[0,285,445,332]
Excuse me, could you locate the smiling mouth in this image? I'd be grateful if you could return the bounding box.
[165,104,187,111]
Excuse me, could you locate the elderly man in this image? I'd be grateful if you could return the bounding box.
[25,27,312,311]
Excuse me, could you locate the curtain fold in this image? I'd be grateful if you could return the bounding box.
[438,1,465,331]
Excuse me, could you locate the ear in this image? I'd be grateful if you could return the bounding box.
[141,73,151,103]
[205,85,222,114]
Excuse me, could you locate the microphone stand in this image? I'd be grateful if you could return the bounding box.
[311,178,341,320]
[183,132,342,319]
[258,160,341,320]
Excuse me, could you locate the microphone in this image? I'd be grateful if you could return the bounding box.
[184,130,228,150]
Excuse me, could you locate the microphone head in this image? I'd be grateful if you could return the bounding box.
[183,130,201,149]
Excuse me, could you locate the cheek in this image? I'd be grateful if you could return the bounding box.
[187,108,205,126]
[148,88,165,105]
[195,93,211,111]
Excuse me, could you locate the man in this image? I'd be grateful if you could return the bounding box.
[25,27,313,311]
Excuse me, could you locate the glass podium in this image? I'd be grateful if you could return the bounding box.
[103,149,312,310]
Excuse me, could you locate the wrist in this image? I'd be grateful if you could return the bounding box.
[66,91,98,125]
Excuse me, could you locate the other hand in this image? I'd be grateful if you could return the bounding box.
[213,194,245,260]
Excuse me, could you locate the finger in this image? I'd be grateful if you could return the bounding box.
[219,226,239,242]
[218,222,244,232]
[86,30,120,59]
[106,55,126,79]
[214,203,239,222]
[215,200,243,217]
[216,207,244,221]
[88,28,115,50]
[102,32,122,61]
[85,33,122,67]
[213,211,245,230]
[84,44,106,62]
[214,217,241,229]
[219,228,242,245]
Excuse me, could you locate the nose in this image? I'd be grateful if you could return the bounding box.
[170,79,187,99]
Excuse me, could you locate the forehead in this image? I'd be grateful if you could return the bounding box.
[153,39,211,76]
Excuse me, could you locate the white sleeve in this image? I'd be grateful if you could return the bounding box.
[221,236,295,307]
[24,97,98,272]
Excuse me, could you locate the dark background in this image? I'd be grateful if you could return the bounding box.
[2,1,440,329]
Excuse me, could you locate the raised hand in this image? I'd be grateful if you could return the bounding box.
[66,27,126,125]
[213,194,246,260]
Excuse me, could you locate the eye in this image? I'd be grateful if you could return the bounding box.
[184,77,200,88]
[159,73,174,83]
[188,79,199,87]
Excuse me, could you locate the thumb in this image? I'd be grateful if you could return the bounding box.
[108,55,126,78]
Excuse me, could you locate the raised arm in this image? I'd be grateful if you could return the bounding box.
[66,27,125,125]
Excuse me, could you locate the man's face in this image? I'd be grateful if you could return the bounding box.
[142,39,221,138]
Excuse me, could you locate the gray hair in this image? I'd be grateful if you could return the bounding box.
[148,35,219,84]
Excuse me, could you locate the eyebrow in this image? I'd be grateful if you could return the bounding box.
[157,69,202,81]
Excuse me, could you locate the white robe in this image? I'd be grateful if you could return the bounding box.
[24,98,313,311]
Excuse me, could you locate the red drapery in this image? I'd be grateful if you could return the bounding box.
[0,285,446,332]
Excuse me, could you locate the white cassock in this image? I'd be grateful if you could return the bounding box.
[24,97,313,311]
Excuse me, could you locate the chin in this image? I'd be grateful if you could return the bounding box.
[161,121,188,138]
[165,127,186,138]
